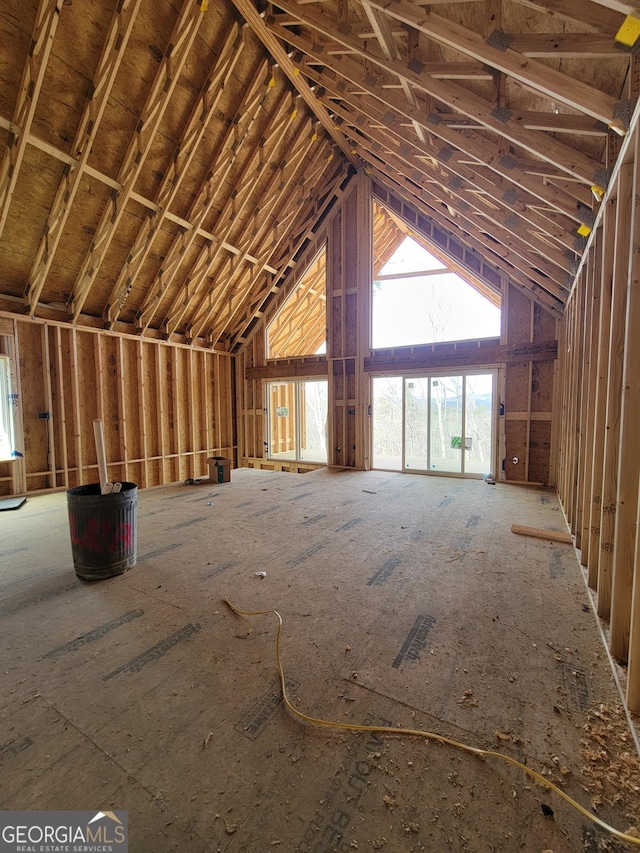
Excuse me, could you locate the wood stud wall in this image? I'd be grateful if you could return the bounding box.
[0,314,233,496]
[557,122,640,712]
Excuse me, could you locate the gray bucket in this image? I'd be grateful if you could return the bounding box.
[66,482,138,580]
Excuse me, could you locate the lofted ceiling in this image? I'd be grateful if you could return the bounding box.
[0,0,636,349]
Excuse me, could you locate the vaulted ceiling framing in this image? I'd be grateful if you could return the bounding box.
[0,0,636,348]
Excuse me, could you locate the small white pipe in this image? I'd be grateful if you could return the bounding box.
[93,419,108,493]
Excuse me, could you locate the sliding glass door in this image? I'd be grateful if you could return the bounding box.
[373,371,495,478]
[267,380,328,464]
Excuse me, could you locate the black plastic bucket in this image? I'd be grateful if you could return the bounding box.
[66,482,138,580]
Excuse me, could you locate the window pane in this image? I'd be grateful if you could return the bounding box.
[372,377,402,470]
[429,376,463,473]
[268,382,297,460]
[464,374,494,475]
[404,378,429,471]
[299,381,328,463]
[0,356,15,463]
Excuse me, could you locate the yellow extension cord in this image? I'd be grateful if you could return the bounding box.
[224,597,640,847]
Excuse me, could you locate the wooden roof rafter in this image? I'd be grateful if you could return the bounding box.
[268,16,605,209]
[160,92,302,337]
[0,0,64,241]
[134,57,273,333]
[230,0,358,166]
[104,20,245,328]
[68,0,208,321]
[24,0,144,317]
[188,122,326,341]
[304,66,580,264]
[341,118,574,277]
[365,0,628,129]
[345,126,571,296]
[268,1,607,185]
[229,159,350,348]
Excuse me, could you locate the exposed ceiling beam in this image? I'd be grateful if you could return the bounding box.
[363,3,427,143]
[340,125,572,292]
[24,0,144,317]
[134,59,273,333]
[230,0,357,166]
[508,32,632,56]
[68,0,208,321]
[364,0,626,129]
[305,65,582,252]
[191,129,325,341]
[277,22,600,224]
[269,4,605,184]
[432,111,608,135]
[0,0,64,240]
[176,112,316,338]
[104,22,245,327]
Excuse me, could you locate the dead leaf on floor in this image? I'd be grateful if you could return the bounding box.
[204,731,213,748]
[383,794,397,808]
[494,730,511,742]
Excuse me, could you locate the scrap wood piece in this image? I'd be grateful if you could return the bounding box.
[511,524,572,544]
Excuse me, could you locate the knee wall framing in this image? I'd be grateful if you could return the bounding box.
[0,314,234,495]
[557,119,640,712]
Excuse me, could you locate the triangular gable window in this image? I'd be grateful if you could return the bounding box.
[372,202,501,349]
[266,247,327,358]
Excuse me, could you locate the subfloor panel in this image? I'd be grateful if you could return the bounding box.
[1,469,639,852]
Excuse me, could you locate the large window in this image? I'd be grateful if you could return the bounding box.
[266,248,327,358]
[372,203,501,349]
[0,355,16,462]
[372,371,496,478]
[267,380,328,464]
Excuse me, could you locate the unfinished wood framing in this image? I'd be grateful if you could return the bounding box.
[557,115,640,711]
[5,0,640,724]
[0,313,233,496]
[237,174,557,487]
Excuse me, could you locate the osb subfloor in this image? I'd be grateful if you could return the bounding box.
[1,468,640,853]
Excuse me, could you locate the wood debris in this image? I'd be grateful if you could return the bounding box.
[580,704,640,820]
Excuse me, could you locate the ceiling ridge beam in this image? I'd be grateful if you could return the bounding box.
[104,21,245,328]
[68,0,208,321]
[0,0,65,240]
